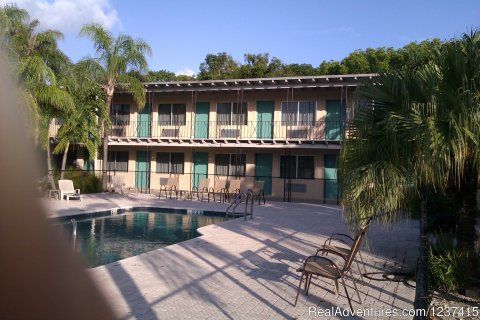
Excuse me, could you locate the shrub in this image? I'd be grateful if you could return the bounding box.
[428,236,480,293]
[60,170,102,194]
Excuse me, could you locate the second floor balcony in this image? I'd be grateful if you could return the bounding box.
[107,120,345,143]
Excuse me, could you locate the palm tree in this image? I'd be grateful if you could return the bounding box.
[0,4,74,188]
[340,30,480,250]
[54,63,106,179]
[79,23,151,189]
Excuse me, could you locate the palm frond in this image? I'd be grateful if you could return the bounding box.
[117,74,146,109]
[79,23,112,61]
[341,30,480,229]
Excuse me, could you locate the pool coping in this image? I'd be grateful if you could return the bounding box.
[51,205,228,223]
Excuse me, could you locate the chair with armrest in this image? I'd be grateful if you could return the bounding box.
[294,223,368,311]
[316,216,374,281]
[226,179,241,202]
[209,178,227,203]
[159,176,178,200]
[192,178,210,201]
[249,180,265,205]
[58,179,82,202]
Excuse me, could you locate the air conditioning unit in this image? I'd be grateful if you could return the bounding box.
[220,129,240,138]
[161,128,180,137]
[287,129,308,139]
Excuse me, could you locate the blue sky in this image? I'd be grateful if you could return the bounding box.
[5,0,479,75]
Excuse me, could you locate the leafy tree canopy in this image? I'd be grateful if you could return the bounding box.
[147,39,445,81]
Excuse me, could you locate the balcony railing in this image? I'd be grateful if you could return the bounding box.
[107,121,344,141]
[48,122,61,138]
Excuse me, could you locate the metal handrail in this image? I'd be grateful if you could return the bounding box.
[98,120,345,141]
[226,191,254,220]
[225,193,245,217]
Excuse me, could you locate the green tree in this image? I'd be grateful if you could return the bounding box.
[281,63,316,76]
[237,53,270,78]
[143,69,177,82]
[0,4,74,188]
[391,39,443,71]
[79,23,151,189]
[54,63,106,179]
[317,60,348,75]
[198,52,238,80]
[265,57,284,76]
[175,74,196,81]
[364,47,392,73]
[340,31,480,250]
[342,50,370,74]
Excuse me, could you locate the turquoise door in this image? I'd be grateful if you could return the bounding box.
[137,104,151,138]
[192,152,208,189]
[194,102,209,138]
[255,153,272,194]
[256,100,274,139]
[324,154,338,199]
[135,151,149,191]
[83,148,94,171]
[326,100,342,140]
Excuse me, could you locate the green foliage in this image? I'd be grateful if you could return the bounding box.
[278,63,316,77]
[409,189,457,221]
[175,74,195,81]
[339,30,480,249]
[79,23,152,179]
[58,170,102,194]
[428,239,480,293]
[128,69,197,82]
[342,50,370,73]
[192,39,445,80]
[392,39,444,71]
[318,60,348,75]
[0,3,73,148]
[318,40,443,76]
[236,53,288,78]
[143,69,177,81]
[198,52,239,80]
[79,23,152,108]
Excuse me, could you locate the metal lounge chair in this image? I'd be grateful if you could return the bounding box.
[316,217,373,281]
[192,178,210,201]
[159,176,178,199]
[58,179,82,201]
[249,180,265,205]
[226,179,241,202]
[209,178,227,202]
[109,175,125,194]
[294,224,368,311]
[240,178,253,193]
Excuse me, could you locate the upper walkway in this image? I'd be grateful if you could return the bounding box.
[50,121,345,148]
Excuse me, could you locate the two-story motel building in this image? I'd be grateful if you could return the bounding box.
[51,74,374,203]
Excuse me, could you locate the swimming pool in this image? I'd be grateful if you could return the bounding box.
[55,207,225,267]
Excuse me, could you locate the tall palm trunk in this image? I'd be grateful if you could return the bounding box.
[101,93,113,191]
[413,190,429,318]
[46,139,56,189]
[455,159,478,250]
[60,141,70,180]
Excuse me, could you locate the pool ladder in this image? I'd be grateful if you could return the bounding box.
[225,191,254,220]
[71,219,77,250]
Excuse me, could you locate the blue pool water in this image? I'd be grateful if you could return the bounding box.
[56,208,225,267]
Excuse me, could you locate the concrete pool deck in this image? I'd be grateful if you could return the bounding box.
[44,193,419,319]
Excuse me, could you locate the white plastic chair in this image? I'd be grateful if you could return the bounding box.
[58,179,82,201]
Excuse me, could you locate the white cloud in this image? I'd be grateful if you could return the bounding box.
[0,0,119,33]
[175,68,195,77]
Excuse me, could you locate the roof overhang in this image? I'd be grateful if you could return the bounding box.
[117,74,377,94]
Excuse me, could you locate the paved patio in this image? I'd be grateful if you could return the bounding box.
[44,193,419,319]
